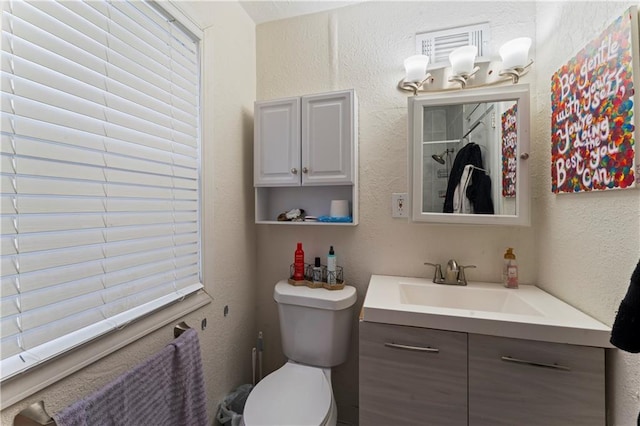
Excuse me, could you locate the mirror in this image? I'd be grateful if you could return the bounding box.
[408,85,530,226]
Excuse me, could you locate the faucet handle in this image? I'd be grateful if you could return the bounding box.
[424,262,443,283]
[458,264,476,285]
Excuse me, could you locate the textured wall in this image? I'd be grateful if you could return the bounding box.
[0,1,257,424]
[534,2,640,424]
[256,2,640,425]
[255,2,537,424]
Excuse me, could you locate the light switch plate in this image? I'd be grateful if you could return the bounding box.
[392,193,408,218]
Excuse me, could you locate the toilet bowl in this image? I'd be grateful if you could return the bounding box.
[242,281,356,426]
[242,361,337,426]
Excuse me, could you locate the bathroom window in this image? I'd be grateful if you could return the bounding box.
[0,0,204,391]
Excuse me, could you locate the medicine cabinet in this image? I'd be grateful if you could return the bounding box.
[254,90,358,225]
[408,85,530,226]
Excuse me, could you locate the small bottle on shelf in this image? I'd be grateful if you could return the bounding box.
[327,246,337,284]
[293,242,305,281]
[312,257,323,284]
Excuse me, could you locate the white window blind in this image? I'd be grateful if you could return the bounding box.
[0,0,202,381]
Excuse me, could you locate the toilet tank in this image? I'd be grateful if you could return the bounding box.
[274,281,357,368]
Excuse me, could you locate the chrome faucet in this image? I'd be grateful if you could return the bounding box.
[424,259,476,286]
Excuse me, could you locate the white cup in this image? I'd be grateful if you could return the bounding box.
[330,200,349,217]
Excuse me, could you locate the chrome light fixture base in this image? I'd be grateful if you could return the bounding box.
[498,59,534,84]
[397,73,432,95]
[447,66,480,88]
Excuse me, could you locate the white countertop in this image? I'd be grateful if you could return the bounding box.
[362,275,613,348]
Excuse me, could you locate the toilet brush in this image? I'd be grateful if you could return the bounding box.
[257,332,264,381]
[252,347,257,385]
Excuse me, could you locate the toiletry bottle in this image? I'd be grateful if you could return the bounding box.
[293,242,305,281]
[503,248,518,289]
[327,246,337,284]
[313,257,322,284]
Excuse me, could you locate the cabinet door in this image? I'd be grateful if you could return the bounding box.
[359,322,467,426]
[468,334,605,426]
[301,90,355,185]
[254,97,300,186]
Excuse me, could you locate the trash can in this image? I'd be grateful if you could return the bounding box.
[216,384,253,426]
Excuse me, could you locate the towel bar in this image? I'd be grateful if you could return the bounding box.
[14,323,193,426]
[14,401,55,425]
[174,321,191,338]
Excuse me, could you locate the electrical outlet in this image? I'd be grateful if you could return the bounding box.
[392,193,408,218]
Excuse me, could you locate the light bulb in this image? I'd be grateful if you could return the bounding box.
[499,37,532,69]
[449,45,477,75]
[404,55,429,83]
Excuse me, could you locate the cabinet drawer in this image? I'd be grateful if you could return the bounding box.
[468,334,605,426]
[359,321,467,426]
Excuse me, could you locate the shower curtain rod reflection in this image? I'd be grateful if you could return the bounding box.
[461,120,483,141]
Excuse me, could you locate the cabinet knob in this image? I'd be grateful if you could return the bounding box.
[291,168,298,174]
[302,167,309,174]
[520,153,530,160]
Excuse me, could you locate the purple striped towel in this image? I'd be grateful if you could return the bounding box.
[53,328,208,426]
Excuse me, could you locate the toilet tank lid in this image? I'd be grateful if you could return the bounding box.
[274,281,357,310]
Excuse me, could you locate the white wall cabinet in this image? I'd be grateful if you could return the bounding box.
[359,321,605,426]
[254,97,301,187]
[254,90,358,224]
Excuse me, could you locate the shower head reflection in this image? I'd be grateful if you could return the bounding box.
[432,148,454,165]
[432,154,446,164]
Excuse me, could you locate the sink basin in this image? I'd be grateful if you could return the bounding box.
[361,275,613,348]
[399,283,543,316]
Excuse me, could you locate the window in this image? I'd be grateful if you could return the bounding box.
[0,0,203,385]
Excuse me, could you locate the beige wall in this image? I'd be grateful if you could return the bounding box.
[0,1,257,424]
[534,2,640,424]
[256,1,639,425]
[3,1,639,425]
[255,2,538,424]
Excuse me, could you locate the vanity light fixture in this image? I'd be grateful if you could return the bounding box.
[397,37,534,95]
[398,55,432,95]
[448,45,479,88]
[498,37,533,83]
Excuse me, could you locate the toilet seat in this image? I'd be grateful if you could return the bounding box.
[243,362,332,426]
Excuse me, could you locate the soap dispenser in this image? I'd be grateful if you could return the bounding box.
[503,248,518,289]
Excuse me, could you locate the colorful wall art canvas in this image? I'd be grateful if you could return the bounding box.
[550,7,639,193]
[502,103,518,197]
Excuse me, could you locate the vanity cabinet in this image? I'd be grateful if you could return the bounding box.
[359,322,605,426]
[254,90,358,224]
[468,334,605,426]
[359,321,467,426]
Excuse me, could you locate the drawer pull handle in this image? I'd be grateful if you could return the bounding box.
[501,356,571,371]
[384,342,439,353]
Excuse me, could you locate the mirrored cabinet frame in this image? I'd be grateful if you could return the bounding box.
[408,84,531,226]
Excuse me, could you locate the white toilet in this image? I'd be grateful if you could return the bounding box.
[242,280,357,426]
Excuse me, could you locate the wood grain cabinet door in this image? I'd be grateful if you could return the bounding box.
[359,321,468,426]
[468,334,605,426]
